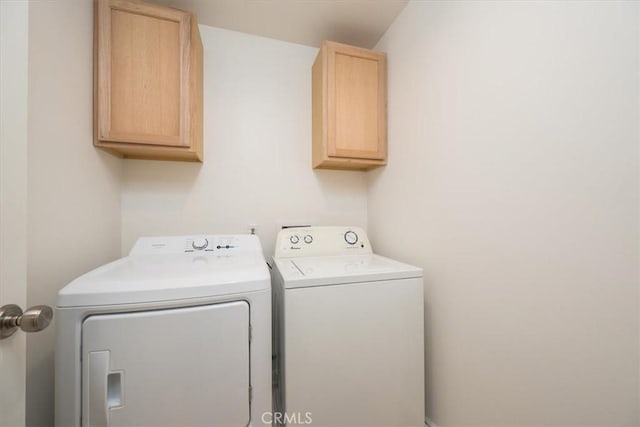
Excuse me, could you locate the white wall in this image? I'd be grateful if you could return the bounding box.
[369,1,639,426]
[26,1,122,425]
[121,25,368,256]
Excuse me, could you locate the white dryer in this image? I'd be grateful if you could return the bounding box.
[271,226,424,427]
[55,235,271,427]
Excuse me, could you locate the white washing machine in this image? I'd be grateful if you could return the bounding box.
[55,234,272,427]
[271,226,424,427]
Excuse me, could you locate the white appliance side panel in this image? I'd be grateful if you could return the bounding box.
[81,302,250,427]
[284,278,424,427]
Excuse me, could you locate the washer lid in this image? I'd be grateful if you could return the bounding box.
[274,254,422,289]
[57,252,269,307]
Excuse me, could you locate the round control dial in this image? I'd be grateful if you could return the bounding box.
[344,231,358,245]
[304,235,313,244]
[289,235,300,244]
[192,238,209,250]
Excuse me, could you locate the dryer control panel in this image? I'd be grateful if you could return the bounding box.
[130,235,263,255]
[274,226,372,258]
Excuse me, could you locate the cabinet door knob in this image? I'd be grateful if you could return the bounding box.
[0,304,53,339]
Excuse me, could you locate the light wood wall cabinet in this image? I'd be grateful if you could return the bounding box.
[312,41,387,170]
[94,0,203,162]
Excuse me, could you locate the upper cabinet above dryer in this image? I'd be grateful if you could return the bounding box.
[312,41,387,170]
[94,0,203,162]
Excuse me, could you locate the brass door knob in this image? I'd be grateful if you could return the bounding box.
[0,304,53,339]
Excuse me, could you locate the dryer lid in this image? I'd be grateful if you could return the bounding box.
[274,254,422,289]
[57,235,270,307]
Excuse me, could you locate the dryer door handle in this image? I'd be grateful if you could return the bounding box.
[86,351,110,427]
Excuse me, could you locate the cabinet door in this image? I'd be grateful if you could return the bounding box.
[96,0,191,147]
[82,302,251,427]
[327,43,386,160]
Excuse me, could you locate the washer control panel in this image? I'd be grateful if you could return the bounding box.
[275,226,371,258]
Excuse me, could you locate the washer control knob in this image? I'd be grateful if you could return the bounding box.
[289,235,300,244]
[344,231,358,245]
[304,235,313,244]
[192,238,209,250]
